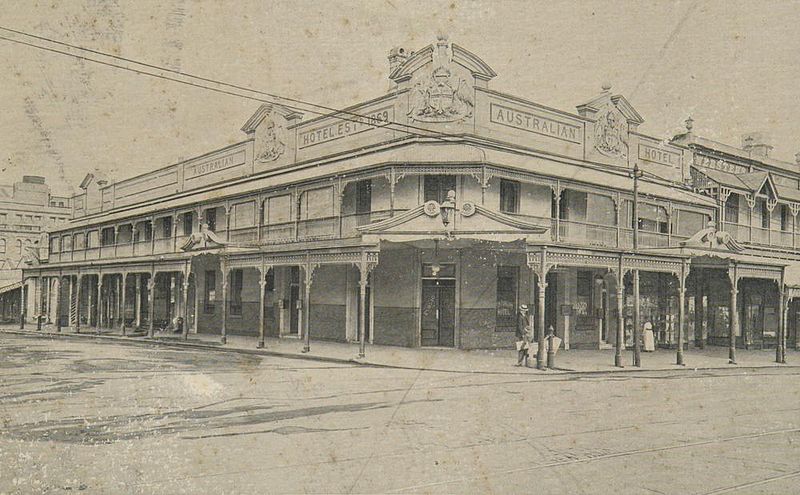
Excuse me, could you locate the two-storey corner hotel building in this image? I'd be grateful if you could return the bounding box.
[22,37,800,363]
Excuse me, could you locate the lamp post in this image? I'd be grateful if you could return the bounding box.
[629,163,644,367]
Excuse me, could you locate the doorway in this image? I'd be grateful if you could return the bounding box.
[289,266,300,336]
[421,263,456,347]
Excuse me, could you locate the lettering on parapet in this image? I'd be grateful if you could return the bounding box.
[490,103,583,144]
[638,144,681,168]
[299,106,394,149]
[185,150,247,180]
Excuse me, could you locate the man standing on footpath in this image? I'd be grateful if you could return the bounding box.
[516,304,532,367]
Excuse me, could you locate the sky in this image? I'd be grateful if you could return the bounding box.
[1,0,799,196]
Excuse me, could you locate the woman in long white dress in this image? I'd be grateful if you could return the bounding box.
[643,321,656,352]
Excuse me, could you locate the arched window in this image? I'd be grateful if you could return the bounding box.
[16,239,23,254]
[0,238,6,254]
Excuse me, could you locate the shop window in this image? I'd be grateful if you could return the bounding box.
[182,212,194,235]
[230,269,243,316]
[496,266,518,331]
[424,175,456,204]
[500,180,520,214]
[204,270,216,314]
[577,270,593,298]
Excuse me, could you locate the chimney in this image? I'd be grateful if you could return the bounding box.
[22,176,46,184]
[388,47,408,77]
[741,132,773,158]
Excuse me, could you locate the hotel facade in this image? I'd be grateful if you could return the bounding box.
[22,37,800,364]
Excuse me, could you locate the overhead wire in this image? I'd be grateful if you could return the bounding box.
[0,25,461,143]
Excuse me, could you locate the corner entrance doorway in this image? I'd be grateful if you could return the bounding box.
[421,263,455,347]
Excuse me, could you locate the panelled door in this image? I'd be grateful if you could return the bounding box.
[421,278,455,347]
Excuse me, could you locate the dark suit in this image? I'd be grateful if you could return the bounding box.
[516,311,531,365]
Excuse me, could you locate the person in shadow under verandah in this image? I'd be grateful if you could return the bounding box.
[516,304,532,367]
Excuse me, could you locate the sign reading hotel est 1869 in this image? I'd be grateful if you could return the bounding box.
[638,143,681,169]
[185,149,247,180]
[490,103,583,144]
[299,106,394,149]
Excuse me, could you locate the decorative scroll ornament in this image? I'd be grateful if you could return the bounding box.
[180,222,228,251]
[681,221,745,253]
[407,35,474,123]
[594,103,628,158]
[460,201,476,217]
[423,201,441,217]
[256,114,286,162]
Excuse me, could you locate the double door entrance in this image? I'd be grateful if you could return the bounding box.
[421,263,455,347]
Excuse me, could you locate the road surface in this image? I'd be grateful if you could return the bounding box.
[2,334,799,494]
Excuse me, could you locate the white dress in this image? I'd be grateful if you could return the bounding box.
[642,322,655,352]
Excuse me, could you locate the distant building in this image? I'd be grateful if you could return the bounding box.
[0,176,71,321]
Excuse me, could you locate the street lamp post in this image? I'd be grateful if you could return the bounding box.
[630,164,644,367]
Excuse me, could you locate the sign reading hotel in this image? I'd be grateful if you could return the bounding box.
[299,106,394,149]
[185,150,247,180]
[490,103,582,144]
[638,143,681,169]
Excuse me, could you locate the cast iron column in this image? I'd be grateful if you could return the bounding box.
[257,269,267,348]
[677,270,687,366]
[221,268,228,344]
[75,275,82,333]
[536,248,548,370]
[120,274,127,336]
[615,257,625,368]
[729,265,738,365]
[777,288,786,364]
[302,264,315,353]
[633,269,641,367]
[55,277,62,333]
[182,273,191,341]
[147,274,155,338]
[358,264,369,359]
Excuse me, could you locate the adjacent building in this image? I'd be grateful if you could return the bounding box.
[22,37,800,364]
[0,176,70,321]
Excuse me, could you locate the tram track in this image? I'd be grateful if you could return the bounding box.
[387,426,800,493]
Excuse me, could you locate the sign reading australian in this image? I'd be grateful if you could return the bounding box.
[490,103,583,144]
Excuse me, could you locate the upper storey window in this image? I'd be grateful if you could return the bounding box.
[724,194,739,224]
[424,175,456,204]
[298,186,334,220]
[265,195,292,225]
[101,227,115,246]
[499,180,520,214]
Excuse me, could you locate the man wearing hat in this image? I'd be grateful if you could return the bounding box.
[516,304,532,367]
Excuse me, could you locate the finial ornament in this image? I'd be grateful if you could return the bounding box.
[601,83,612,92]
[685,116,694,132]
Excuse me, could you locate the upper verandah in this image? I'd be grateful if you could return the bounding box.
[70,35,734,221]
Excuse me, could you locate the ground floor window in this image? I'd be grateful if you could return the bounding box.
[204,270,216,314]
[496,266,518,331]
[230,269,243,316]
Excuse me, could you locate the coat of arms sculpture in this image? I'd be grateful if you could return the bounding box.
[256,114,286,162]
[408,35,474,123]
[594,103,628,158]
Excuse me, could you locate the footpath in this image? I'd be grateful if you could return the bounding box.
[2,324,797,375]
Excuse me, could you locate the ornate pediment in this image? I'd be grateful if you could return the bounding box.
[179,224,228,252]
[357,197,548,243]
[577,85,644,161]
[242,104,303,164]
[680,221,745,253]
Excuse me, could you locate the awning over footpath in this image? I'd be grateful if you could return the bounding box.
[0,281,22,296]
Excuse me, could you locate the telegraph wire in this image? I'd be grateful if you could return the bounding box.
[0,25,461,143]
